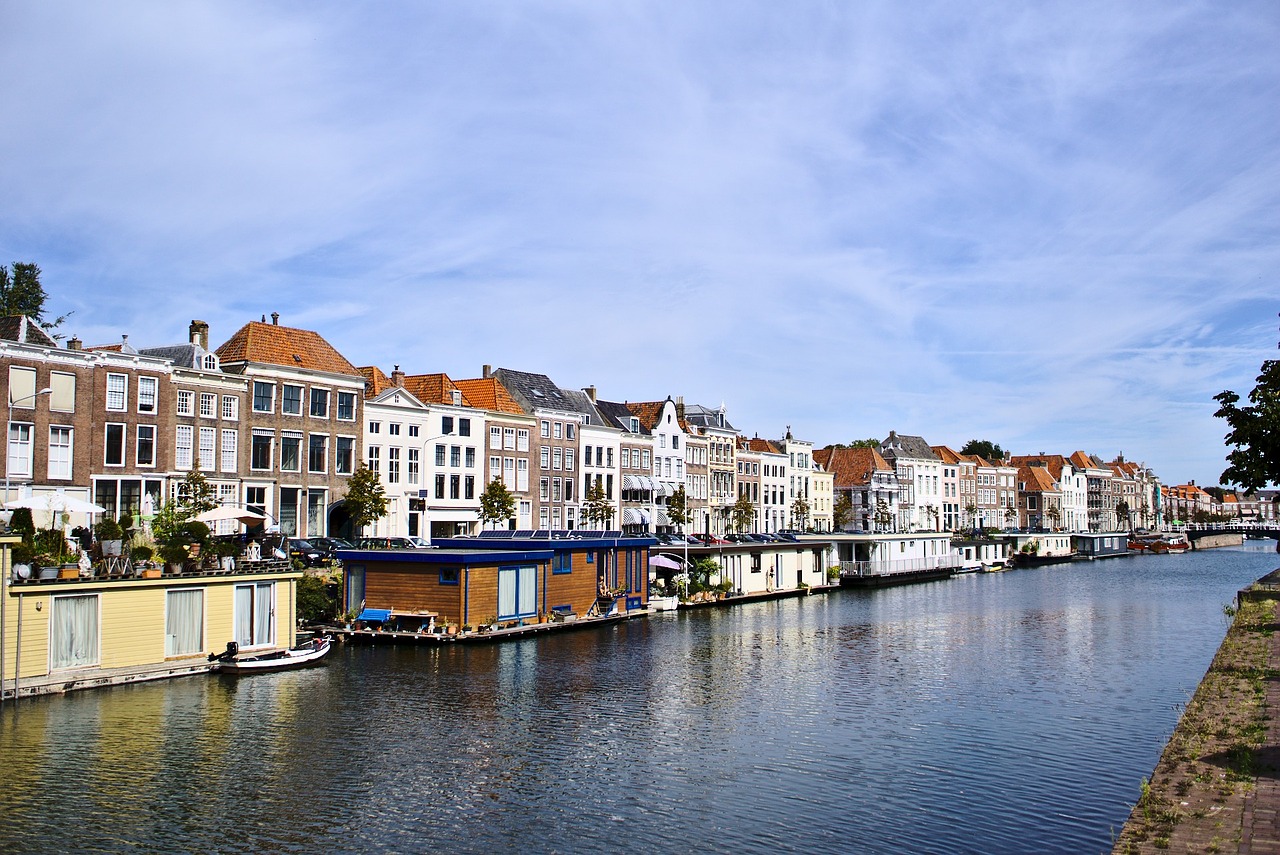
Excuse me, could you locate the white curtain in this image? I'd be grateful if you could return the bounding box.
[254,583,273,646]
[165,589,204,656]
[518,566,537,617]
[50,595,99,670]
[498,567,517,619]
[234,585,254,646]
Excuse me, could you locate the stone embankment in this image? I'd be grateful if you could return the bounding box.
[1113,569,1280,853]
[1193,533,1248,550]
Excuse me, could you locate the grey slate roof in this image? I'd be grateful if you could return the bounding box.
[491,368,602,421]
[880,431,940,462]
[681,402,736,432]
[137,342,220,370]
[594,399,650,435]
[0,315,58,347]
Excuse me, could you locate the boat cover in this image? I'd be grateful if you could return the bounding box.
[356,608,392,623]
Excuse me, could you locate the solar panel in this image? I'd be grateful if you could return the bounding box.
[478,530,517,539]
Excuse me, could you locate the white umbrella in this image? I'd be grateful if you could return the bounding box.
[4,492,106,515]
[194,506,267,525]
[649,554,685,570]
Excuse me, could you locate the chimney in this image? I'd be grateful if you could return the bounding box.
[271,312,280,325]
[584,385,596,403]
[189,320,209,350]
[675,395,685,421]
[390,364,405,387]
[482,364,492,379]
[67,336,82,351]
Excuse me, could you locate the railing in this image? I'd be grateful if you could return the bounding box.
[8,557,294,586]
[840,554,964,578]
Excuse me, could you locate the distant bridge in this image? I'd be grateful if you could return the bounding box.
[1184,525,1280,541]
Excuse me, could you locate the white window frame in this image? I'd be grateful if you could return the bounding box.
[281,384,304,416]
[221,429,238,473]
[48,425,73,479]
[105,373,128,412]
[50,593,100,670]
[135,424,156,468]
[137,376,158,414]
[222,395,239,421]
[199,427,216,471]
[7,422,33,478]
[104,422,126,467]
[165,588,205,658]
[177,390,194,416]
[176,425,194,470]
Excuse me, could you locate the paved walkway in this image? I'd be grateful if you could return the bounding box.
[1239,623,1280,854]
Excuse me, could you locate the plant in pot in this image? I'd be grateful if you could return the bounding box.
[158,541,190,575]
[94,516,125,559]
[10,542,36,581]
[131,544,154,567]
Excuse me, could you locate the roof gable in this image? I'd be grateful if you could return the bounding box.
[453,377,525,415]
[0,315,58,347]
[215,321,359,376]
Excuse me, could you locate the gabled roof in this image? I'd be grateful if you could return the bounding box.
[1069,450,1111,473]
[1019,465,1060,493]
[86,338,138,354]
[595,399,649,435]
[627,400,669,432]
[0,315,58,347]
[215,321,359,376]
[745,437,782,454]
[931,445,963,465]
[681,402,736,433]
[404,373,471,407]
[358,366,391,397]
[814,447,894,489]
[137,342,219,370]
[491,368,598,419]
[1009,454,1069,480]
[452,377,525,416]
[880,431,939,462]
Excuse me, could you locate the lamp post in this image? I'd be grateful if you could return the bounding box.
[2,386,51,705]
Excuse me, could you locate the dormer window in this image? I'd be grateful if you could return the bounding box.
[452,390,462,406]
[629,417,639,433]
[202,354,219,371]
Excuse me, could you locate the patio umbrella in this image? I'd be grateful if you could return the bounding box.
[649,554,685,570]
[4,492,106,515]
[194,506,267,525]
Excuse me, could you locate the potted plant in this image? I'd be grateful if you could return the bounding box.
[158,542,189,576]
[94,516,124,558]
[10,542,36,581]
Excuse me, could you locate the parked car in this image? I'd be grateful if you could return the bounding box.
[406,536,431,548]
[356,536,422,550]
[688,533,728,545]
[724,533,751,543]
[286,538,326,567]
[774,532,800,542]
[310,536,355,560]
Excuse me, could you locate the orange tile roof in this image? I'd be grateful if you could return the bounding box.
[931,445,962,464]
[358,365,391,398]
[216,321,359,375]
[746,437,782,454]
[1009,454,1068,480]
[403,373,472,407]
[627,401,667,432]
[453,377,524,415]
[814,446,892,489]
[1019,466,1060,493]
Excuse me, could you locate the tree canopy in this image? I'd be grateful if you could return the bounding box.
[478,478,516,528]
[343,464,389,534]
[581,479,614,527]
[960,439,1005,460]
[0,262,71,334]
[829,438,880,449]
[1215,349,1280,490]
[666,485,690,531]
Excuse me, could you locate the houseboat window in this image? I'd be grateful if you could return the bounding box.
[553,553,572,574]
[439,567,459,585]
[165,589,205,657]
[50,594,100,670]
[234,582,275,648]
[498,565,538,620]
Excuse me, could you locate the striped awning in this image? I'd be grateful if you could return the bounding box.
[655,510,671,526]
[622,475,643,490]
[622,508,643,524]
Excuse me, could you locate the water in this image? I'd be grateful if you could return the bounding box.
[1,543,1276,854]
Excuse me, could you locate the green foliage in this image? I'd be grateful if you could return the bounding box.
[94,516,124,542]
[730,491,754,532]
[176,468,217,517]
[691,557,719,586]
[478,477,516,528]
[131,545,154,563]
[295,572,338,622]
[0,262,72,334]
[833,493,853,530]
[666,485,690,530]
[9,507,34,543]
[829,439,880,449]
[1215,353,1280,490]
[791,496,810,529]
[32,528,69,563]
[150,500,186,546]
[343,464,389,535]
[581,479,614,527]
[960,439,1005,461]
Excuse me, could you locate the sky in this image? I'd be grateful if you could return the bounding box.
[2,1,1277,487]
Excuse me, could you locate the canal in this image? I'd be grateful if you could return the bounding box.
[1,543,1276,853]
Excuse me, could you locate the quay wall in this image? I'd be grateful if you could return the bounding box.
[1190,533,1244,550]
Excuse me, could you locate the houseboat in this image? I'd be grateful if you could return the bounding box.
[830,532,961,587]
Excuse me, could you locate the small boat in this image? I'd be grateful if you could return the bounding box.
[1149,537,1191,554]
[209,636,332,674]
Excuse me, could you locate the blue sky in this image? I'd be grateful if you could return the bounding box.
[2,1,1277,487]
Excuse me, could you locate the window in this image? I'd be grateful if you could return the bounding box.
[553,478,562,502]
[389,423,400,436]
[367,445,381,475]
[221,429,237,473]
[439,567,460,586]
[196,392,213,419]
[177,390,194,416]
[553,422,562,439]
[281,433,301,472]
[337,391,356,421]
[516,429,529,452]
[553,552,572,574]
[8,366,36,406]
[553,448,562,470]
[606,448,613,468]
[336,437,354,474]
[135,425,155,467]
[435,473,446,499]
[252,381,274,413]
[540,446,550,468]
[464,475,474,499]
[6,423,31,478]
[408,425,419,438]
[642,450,650,469]
[388,447,400,483]
[165,589,204,657]
[450,446,461,468]
[308,435,328,473]
[104,423,125,466]
[369,421,381,435]
[310,388,330,418]
[489,456,501,481]
[435,444,446,467]
[497,565,537,619]
[465,448,475,468]
[106,374,127,411]
[50,594,99,669]
[450,474,460,499]
[516,458,528,491]
[565,424,575,440]
[199,427,216,470]
[540,478,550,501]
[540,420,550,438]
[234,583,275,648]
[442,416,454,435]
[282,385,303,416]
[222,395,239,420]
[50,372,76,413]
[137,376,158,414]
[48,426,73,479]
[504,428,516,450]
[490,426,502,449]
[565,449,574,470]
[250,431,273,471]
[459,418,471,437]
[584,445,592,466]
[407,447,420,483]
[564,479,574,502]
[176,425,194,469]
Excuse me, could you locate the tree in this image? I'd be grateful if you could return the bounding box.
[175,468,218,518]
[0,262,71,334]
[478,478,516,529]
[874,498,893,532]
[666,485,691,532]
[833,493,853,530]
[965,503,978,529]
[582,479,614,527]
[1115,500,1131,531]
[1215,347,1280,490]
[1046,504,1061,530]
[730,491,754,532]
[960,439,1005,461]
[343,464,388,535]
[791,496,810,530]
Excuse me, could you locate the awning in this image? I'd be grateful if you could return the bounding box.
[622,475,643,490]
[356,608,391,623]
[655,510,671,526]
[657,481,676,497]
[622,508,643,525]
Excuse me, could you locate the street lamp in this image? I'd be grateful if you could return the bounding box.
[4,387,53,507]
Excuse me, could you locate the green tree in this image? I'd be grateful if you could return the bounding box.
[666,485,691,532]
[175,468,217,518]
[1115,500,1131,531]
[730,491,754,532]
[791,496,810,530]
[961,439,1005,461]
[0,262,71,334]
[833,493,853,530]
[478,477,516,529]
[964,503,978,529]
[874,498,893,532]
[343,464,389,535]
[582,479,614,527]
[1215,350,1280,490]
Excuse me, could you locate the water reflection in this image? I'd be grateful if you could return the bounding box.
[0,545,1275,853]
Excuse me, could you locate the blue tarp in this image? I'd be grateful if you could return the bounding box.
[356,608,392,623]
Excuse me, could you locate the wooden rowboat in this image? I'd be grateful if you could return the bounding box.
[209,637,332,674]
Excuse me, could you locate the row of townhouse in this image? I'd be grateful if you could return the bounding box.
[815,431,1166,534]
[1165,483,1280,525]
